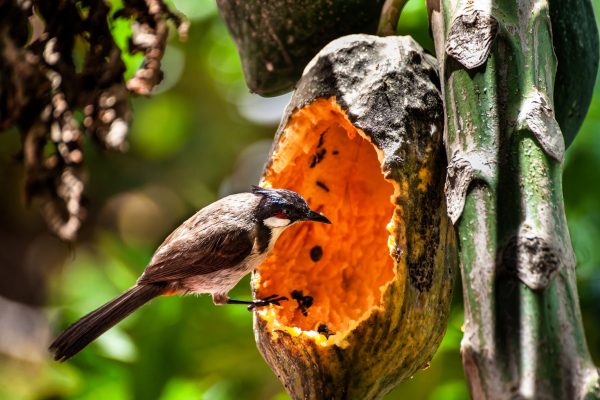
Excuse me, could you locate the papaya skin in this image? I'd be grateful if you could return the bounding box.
[549,0,599,147]
[252,35,456,399]
[216,0,385,96]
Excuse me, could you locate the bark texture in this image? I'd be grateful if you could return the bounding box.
[254,35,455,399]
[428,0,600,398]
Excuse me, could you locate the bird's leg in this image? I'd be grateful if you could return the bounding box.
[224,294,289,310]
[247,294,289,310]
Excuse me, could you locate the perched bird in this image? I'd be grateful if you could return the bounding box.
[49,186,330,361]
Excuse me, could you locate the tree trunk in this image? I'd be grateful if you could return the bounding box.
[428,0,600,398]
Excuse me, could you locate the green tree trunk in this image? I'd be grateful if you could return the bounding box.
[428,1,600,398]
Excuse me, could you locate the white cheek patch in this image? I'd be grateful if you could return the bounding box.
[264,216,291,228]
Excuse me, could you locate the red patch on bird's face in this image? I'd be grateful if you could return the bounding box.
[274,212,287,219]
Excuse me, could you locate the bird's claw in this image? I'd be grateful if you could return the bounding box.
[261,294,283,301]
[247,295,289,310]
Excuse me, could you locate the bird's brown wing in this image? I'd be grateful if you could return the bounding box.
[137,225,254,284]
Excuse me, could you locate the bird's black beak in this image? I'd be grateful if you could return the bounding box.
[305,210,331,224]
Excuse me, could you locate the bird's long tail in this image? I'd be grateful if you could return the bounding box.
[49,283,166,361]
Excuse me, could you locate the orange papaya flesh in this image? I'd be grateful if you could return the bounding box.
[256,98,396,337]
[251,35,455,399]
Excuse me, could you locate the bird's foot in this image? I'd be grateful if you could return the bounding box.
[248,294,289,310]
[226,294,288,310]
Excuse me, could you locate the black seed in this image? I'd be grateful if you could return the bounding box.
[302,296,313,308]
[291,290,303,300]
[316,180,329,192]
[317,324,334,338]
[309,148,327,168]
[317,131,326,148]
[310,245,323,262]
[332,150,339,155]
[291,290,313,317]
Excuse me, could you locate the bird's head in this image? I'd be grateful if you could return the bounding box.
[252,186,331,229]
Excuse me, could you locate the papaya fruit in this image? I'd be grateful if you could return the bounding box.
[216,0,385,96]
[549,0,599,147]
[252,35,456,399]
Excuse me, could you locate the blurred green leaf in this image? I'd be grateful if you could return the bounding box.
[96,328,137,362]
[429,380,469,400]
[437,309,463,353]
[204,380,235,400]
[171,0,216,22]
[130,94,192,160]
[159,378,205,400]
[205,19,246,95]
[271,392,291,400]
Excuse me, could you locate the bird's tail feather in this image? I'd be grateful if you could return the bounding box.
[49,283,166,361]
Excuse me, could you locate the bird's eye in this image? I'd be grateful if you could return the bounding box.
[274,210,288,219]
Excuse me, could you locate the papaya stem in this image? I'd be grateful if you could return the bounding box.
[377,0,409,36]
[428,0,600,398]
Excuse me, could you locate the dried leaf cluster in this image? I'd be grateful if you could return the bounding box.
[0,0,188,240]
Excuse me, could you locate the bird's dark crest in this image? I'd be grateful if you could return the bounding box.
[251,185,272,196]
[251,185,291,202]
[251,186,308,209]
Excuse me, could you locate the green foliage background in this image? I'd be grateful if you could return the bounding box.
[0,1,598,399]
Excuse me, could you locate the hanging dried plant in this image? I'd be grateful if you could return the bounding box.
[0,0,188,240]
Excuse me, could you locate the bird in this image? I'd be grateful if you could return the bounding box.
[49,186,330,361]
